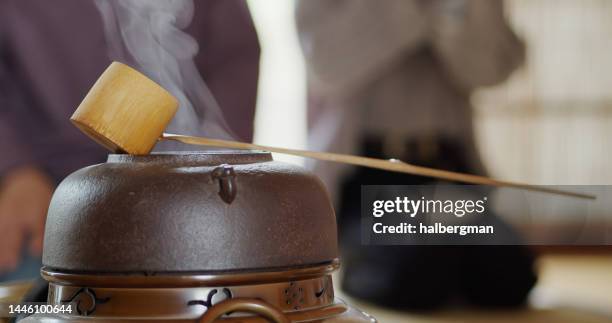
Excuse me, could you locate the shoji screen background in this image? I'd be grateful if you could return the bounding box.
[475,0,612,185]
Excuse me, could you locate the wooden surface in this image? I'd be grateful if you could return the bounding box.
[71,62,178,155]
[334,254,612,323]
[0,280,32,302]
[0,280,32,323]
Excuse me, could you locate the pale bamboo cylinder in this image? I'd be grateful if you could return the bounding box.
[71,62,178,155]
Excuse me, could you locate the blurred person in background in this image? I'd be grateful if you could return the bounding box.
[296,0,537,310]
[0,0,259,282]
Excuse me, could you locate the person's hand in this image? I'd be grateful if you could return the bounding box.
[0,166,54,273]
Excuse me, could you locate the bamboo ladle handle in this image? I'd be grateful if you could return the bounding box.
[162,134,594,199]
[71,62,595,200]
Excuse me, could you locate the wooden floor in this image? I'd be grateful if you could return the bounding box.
[336,254,612,323]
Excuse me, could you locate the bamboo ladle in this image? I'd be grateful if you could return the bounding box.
[71,62,594,200]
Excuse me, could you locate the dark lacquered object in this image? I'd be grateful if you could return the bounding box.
[26,151,375,322]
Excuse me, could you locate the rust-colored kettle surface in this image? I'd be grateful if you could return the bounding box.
[42,151,338,273]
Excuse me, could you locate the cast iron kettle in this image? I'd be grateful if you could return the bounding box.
[24,151,376,322]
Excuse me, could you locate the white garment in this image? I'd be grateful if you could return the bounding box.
[296,0,525,203]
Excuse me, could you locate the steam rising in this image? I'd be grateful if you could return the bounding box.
[95,0,235,149]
